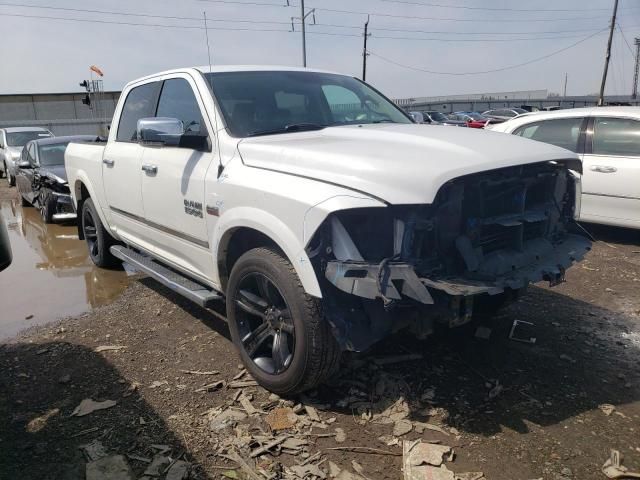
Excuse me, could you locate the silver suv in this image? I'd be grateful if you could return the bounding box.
[0,127,53,186]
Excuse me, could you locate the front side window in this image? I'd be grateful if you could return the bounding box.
[513,117,584,152]
[116,82,160,142]
[592,117,640,156]
[205,71,411,137]
[6,131,52,147]
[27,143,37,165]
[38,142,70,166]
[156,78,206,136]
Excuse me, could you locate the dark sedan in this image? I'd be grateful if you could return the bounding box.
[15,135,97,223]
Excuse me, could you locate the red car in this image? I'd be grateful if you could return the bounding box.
[452,112,490,129]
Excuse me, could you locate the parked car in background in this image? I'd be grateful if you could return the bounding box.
[0,127,53,186]
[491,106,640,229]
[15,135,96,223]
[408,111,425,123]
[482,108,527,121]
[423,111,467,126]
[452,112,490,128]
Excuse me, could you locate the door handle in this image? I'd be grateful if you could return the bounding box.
[102,158,115,167]
[141,164,158,174]
[590,165,617,173]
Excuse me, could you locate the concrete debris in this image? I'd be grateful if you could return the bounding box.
[334,428,347,443]
[372,397,410,425]
[281,437,309,451]
[602,449,640,479]
[328,462,342,478]
[195,381,225,392]
[599,404,616,416]
[239,393,259,415]
[143,454,170,476]
[378,435,400,447]
[26,408,60,433]
[71,398,117,417]
[208,408,247,431]
[165,460,190,480]
[474,326,492,340]
[265,407,298,431]
[373,353,423,366]
[404,440,453,467]
[94,345,126,353]
[80,439,109,461]
[250,434,291,458]
[393,419,413,436]
[289,463,327,479]
[413,422,450,436]
[305,405,321,422]
[86,455,135,480]
[149,380,169,389]
[351,461,365,477]
[228,380,259,388]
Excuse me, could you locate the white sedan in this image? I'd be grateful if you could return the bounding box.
[490,106,640,230]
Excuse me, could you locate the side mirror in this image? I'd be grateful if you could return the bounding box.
[17,161,31,169]
[137,117,209,151]
[138,117,184,147]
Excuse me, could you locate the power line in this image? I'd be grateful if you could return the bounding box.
[380,0,640,13]
[617,22,637,59]
[0,1,293,25]
[0,11,292,31]
[198,0,613,23]
[367,28,607,75]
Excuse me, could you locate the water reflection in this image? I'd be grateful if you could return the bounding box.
[0,198,130,338]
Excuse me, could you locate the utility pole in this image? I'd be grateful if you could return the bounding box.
[362,15,370,81]
[632,37,640,99]
[292,0,315,67]
[563,73,568,98]
[203,11,213,71]
[598,0,619,106]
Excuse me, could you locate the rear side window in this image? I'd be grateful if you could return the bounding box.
[513,117,584,152]
[156,78,206,136]
[592,117,640,156]
[116,82,160,142]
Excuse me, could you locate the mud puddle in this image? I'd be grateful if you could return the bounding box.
[0,198,131,339]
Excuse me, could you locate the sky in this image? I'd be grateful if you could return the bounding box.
[2,0,640,99]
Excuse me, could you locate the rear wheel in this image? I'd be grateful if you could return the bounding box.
[81,198,117,267]
[226,247,340,395]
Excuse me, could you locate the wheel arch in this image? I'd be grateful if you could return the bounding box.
[72,179,111,240]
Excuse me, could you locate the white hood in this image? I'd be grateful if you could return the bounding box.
[237,124,578,204]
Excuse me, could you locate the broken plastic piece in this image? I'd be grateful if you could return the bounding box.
[509,319,537,344]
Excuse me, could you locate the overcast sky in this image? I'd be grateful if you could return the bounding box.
[2,0,640,99]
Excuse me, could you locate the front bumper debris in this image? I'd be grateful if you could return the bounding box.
[325,233,591,302]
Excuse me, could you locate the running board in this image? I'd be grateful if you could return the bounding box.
[110,245,222,308]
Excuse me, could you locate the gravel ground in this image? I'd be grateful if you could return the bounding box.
[1,182,639,480]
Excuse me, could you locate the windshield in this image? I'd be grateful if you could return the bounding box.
[38,142,69,166]
[6,131,52,147]
[427,112,448,122]
[205,71,412,137]
[513,108,527,114]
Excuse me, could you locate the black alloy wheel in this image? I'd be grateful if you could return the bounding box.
[234,272,296,375]
[81,198,117,267]
[83,206,99,260]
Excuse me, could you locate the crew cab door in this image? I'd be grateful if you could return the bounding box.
[580,116,640,227]
[103,80,161,249]
[140,75,216,281]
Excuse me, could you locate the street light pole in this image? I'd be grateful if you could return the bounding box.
[598,0,619,106]
[301,0,306,67]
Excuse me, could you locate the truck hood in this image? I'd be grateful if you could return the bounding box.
[237,124,579,204]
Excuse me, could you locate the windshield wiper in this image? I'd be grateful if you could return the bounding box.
[246,123,327,137]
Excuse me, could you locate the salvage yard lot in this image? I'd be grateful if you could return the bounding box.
[1,184,639,480]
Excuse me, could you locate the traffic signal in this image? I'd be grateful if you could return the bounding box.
[82,94,91,106]
[79,80,90,91]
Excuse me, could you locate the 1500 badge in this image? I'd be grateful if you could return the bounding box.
[184,199,203,218]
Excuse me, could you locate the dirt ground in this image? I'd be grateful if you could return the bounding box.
[1,183,640,480]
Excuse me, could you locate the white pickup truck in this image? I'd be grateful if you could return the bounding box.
[66,66,591,394]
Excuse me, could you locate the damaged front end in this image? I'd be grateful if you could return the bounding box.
[33,173,76,222]
[307,161,591,351]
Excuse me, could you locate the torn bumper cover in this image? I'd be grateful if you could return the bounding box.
[49,192,76,221]
[325,233,591,302]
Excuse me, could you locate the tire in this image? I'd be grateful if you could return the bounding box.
[81,198,118,267]
[39,193,55,223]
[226,247,340,395]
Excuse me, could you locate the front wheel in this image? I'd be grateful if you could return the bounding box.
[7,170,15,187]
[39,193,55,223]
[226,247,340,395]
[81,198,118,267]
